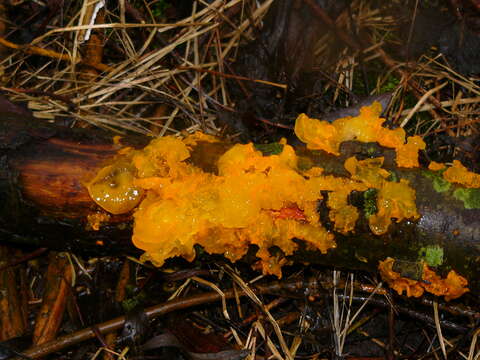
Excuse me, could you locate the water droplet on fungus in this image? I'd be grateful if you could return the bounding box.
[88,133,341,276]
[87,161,144,215]
[369,179,419,235]
[86,106,429,278]
[344,156,420,235]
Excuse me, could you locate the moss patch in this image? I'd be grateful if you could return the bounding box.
[387,170,399,182]
[254,142,284,156]
[422,170,451,193]
[419,245,444,267]
[453,188,480,209]
[363,188,378,218]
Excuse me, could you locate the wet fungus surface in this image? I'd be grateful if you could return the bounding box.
[85,102,476,298]
[378,257,469,301]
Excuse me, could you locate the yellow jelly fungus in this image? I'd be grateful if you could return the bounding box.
[113,135,123,145]
[378,257,469,301]
[369,179,419,235]
[378,258,424,297]
[443,160,480,188]
[88,133,345,276]
[294,102,426,168]
[327,189,359,234]
[428,161,446,171]
[182,131,221,146]
[86,128,422,276]
[131,136,191,179]
[303,173,368,235]
[344,156,420,235]
[86,160,144,215]
[86,212,110,231]
[396,136,426,168]
[344,157,389,188]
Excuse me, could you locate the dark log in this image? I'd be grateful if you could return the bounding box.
[0,110,143,256]
[1,110,480,296]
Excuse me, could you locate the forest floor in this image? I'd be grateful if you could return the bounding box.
[1,0,480,359]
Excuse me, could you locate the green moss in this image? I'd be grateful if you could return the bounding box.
[453,188,480,209]
[419,245,444,267]
[254,143,284,156]
[151,0,171,18]
[387,171,398,182]
[363,188,378,218]
[421,170,451,193]
[121,287,147,312]
[366,145,377,156]
[379,76,400,93]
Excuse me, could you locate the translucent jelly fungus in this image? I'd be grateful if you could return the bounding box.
[428,161,446,171]
[378,257,469,301]
[368,179,419,235]
[84,100,479,297]
[294,101,426,168]
[344,156,420,235]
[87,125,424,276]
[88,134,344,277]
[443,160,480,188]
[86,160,143,215]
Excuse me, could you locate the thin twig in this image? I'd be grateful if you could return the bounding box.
[0,36,112,72]
[178,66,288,89]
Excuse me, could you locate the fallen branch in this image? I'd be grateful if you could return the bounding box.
[1,109,479,296]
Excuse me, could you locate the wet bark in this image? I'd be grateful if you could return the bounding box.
[0,110,144,256]
[1,111,480,294]
[0,246,27,341]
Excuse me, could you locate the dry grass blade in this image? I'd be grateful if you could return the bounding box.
[332,270,382,357]
[467,328,480,360]
[5,0,477,144]
[223,265,293,360]
[2,0,274,136]
[191,276,243,347]
[90,346,129,360]
[433,301,447,360]
[400,97,480,115]
[253,320,284,360]
[400,82,447,128]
